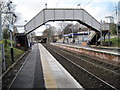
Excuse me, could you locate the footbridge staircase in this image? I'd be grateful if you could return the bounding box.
[24,8,109,45]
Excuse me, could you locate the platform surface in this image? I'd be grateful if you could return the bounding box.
[10,43,84,89]
[39,43,83,89]
[10,44,45,88]
[52,43,119,56]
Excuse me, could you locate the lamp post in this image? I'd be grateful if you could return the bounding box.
[77,4,81,9]
[45,3,47,9]
[2,11,16,63]
[7,0,16,63]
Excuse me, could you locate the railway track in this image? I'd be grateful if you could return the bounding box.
[58,47,120,75]
[43,44,120,89]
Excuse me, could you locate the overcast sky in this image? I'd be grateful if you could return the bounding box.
[9,0,119,34]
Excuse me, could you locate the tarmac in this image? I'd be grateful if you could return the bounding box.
[10,44,45,88]
[10,43,83,89]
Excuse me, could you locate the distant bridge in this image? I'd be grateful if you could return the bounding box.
[24,8,101,34]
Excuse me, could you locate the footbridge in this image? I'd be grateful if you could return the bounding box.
[24,8,108,45]
[24,8,101,34]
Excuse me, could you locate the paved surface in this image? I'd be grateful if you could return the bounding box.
[11,44,45,88]
[39,44,83,89]
[10,43,83,89]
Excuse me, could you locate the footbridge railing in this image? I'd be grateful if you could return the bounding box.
[24,8,101,34]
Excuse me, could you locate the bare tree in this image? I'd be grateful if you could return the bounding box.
[57,21,70,33]
[1,0,18,28]
[42,26,55,42]
[63,24,73,34]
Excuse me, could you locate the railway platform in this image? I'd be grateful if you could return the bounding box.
[9,43,84,89]
[52,43,119,56]
[51,43,120,66]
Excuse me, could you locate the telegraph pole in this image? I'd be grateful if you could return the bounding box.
[0,0,6,71]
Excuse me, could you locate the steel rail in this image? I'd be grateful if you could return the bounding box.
[46,45,118,90]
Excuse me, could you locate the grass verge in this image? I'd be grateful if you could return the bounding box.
[5,46,25,69]
[105,37,120,47]
[1,39,25,69]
